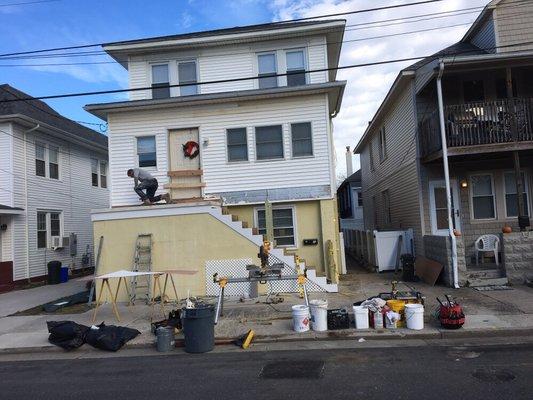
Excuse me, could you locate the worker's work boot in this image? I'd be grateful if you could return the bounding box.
[162,193,171,203]
[142,199,152,206]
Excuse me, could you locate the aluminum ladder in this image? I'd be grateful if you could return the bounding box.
[130,234,153,304]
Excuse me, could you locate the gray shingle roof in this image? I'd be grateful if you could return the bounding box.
[405,42,488,72]
[104,19,346,47]
[0,84,108,148]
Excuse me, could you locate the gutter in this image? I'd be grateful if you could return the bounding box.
[436,62,459,289]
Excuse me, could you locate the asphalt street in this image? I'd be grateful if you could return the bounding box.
[0,342,532,400]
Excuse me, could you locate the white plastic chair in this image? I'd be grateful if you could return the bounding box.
[475,234,500,266]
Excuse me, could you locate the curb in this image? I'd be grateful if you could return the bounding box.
[2,327,533,355]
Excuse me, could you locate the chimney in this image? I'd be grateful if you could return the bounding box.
[346,146,353,177]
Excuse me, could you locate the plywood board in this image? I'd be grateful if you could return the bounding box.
[414,257,443,286]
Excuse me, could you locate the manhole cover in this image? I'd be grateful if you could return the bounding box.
[260,360,324,379]
[472,368,516,383]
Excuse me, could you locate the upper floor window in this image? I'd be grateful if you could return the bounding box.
[35,142,59,180]
[378,126,387,162]
[151,64,170,99]
[91,158,107,188]
[258,53,278,89]
[471,174,495,220]
[100,161,108,189]
[504,171,529,218]
[91,158,99,187]
[137,136,157,168]
[291,122,312,157]
[286,49,306,87]
[227,128,248,162]
[178,61,198,96]
[255,125,283,160]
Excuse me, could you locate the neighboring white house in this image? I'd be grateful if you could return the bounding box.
[85,20,347,293]
[0,84,109,289]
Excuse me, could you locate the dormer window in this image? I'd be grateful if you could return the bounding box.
[286,49,306,87]
[257,53,278,89]
[151,64,170,99]
[178,61,198,96]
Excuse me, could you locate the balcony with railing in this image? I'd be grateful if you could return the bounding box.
[419,98,533,160]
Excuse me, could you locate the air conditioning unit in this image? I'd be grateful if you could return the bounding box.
[51,236,70,251]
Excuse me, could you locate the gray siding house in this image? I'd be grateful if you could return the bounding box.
[354,0,533,287]
[0,85,109,290]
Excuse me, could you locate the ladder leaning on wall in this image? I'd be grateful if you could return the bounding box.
[130,234,153,304]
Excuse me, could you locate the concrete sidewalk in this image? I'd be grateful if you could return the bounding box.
[1,269,533,354]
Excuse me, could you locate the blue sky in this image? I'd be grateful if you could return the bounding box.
[1,0,489,174]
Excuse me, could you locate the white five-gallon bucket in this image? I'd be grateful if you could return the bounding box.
[404,303,424,330]
[353,306,369,329]
[292,305,310,333]
[309,300,328,332]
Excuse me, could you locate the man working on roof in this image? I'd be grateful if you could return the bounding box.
[127,168,170,205]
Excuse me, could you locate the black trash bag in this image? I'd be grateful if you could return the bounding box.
[86,322,141,352]
[47,321,89,351]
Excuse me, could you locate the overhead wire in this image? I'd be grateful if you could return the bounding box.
[0,0,59,7]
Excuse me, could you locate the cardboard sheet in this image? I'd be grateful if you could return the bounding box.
[414,257,443,286]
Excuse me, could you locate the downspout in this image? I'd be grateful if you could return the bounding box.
[436,63,459,289]
[23,123,40,281]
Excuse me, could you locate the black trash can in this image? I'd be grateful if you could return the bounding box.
[47,261,62,285]
[182,305,215,353]
[401,254,416,282]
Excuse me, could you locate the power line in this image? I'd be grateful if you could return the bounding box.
[0,21,474,68]
[4,38,533,104]
[0,0,444,59]
[0,0,58,7]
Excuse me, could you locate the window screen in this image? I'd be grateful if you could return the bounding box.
[137,136,157,167]
[286,50,306,87]
[35,142,46,177]
[258,53,278,89]
[257,208,295,246]
[227,128,248,162]
[100,161,107,189]
[255,125,283,160]
[471,175,495,219]
[178,61,198,96]
[37,212,47,248]
[48,145,59,179]
[50,213,61,237]
[91,158,99,187]
[151,64,170,99]
[291,122,312,157]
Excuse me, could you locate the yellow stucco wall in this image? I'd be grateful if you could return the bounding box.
[93,213,258,302]
[228,199,341,276]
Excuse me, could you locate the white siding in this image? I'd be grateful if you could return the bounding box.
[495,0,533,53]
[10,123,109,280]
[108,94,332,206]
[0,215,14,262]
[0,122,14,207]
[127,35,329,101]
[359,83,424,254]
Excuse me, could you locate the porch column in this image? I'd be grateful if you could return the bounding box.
[507,67,527,230]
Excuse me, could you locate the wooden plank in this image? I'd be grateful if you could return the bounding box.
[167,169,203,177]
[414,257,443,286]
[164,183,206,189]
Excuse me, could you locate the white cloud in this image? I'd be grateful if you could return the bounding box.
[270,0,489,176]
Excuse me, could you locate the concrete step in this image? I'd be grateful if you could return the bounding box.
[467,269,503,280]
[467,277,509,287]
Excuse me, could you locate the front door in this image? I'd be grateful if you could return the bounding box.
[167,129,203,200]
[429,180,461,235]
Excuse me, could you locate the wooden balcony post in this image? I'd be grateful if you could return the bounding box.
[513,151,527,231]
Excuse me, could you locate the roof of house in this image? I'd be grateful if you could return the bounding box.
[0,204,23,211]
[0,84,108,149]
[103,19,346,47]
[337,169,361,192]
[405,41,488,72]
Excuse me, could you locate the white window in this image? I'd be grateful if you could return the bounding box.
[151,64,170,99]
[291,122,313,157]
[137,136,157,168]
[100,161,108,189]
[255,125,283,160]
[35,142,46,177]
[504,172,529,218]
[91,158,99,187]
[286,49,306,87]
[36,211,62,249]
[257,53,278,89]
[471,174,496,219]
[379,126,387,162]
[256,207,296,247]
[178,61,198,96]
[227,128,248,162]
[35,142,59,180]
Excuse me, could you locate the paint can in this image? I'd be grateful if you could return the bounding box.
[353,306,369,329]
[309,300,328,332]
[405,303,424,330]
[292,305,310,333]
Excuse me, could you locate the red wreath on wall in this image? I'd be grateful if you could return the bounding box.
[182,141,200,159]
